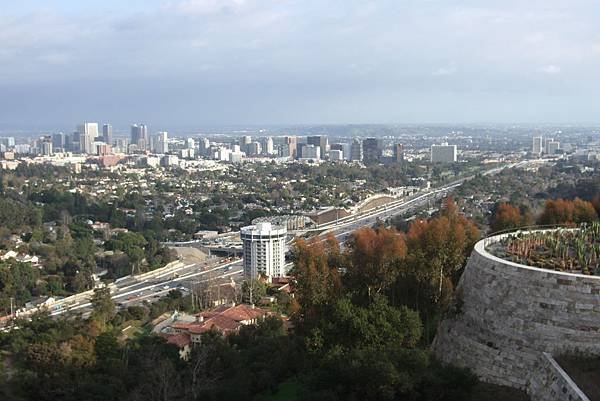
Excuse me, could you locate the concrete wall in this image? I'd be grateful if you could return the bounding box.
[529,353,590,401]
[434,234,600,394]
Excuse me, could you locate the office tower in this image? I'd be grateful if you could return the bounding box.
[155,132,168,154]
[307,135,328,158]
[350,139,363,161]
[0,137,15,148]
[362,137,380,164]
[546,140,560,155]
[393,143,404,163]
[300,144,320,160]
[430,143,457,163]
[41,141,53,156]
[199,138,210,156]
[285,136,298,159]
[265,137,274,155]
[77,123,99,154]
[247,142,261,156]
[241,222,287,279]
[532,136,543,156]
[186,138,195,149]
[329,149,343,161]
[131,124,149,151]
[52,132,65,151]
[102,124,113,145]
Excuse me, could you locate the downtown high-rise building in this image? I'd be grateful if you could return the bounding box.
[52,132,65,151]
[393,143,404,163]
[350,138,363,161]
[285,136,298,159]
[102,124,113,146]
[307,135,328,159]
[131,124,149,151]
[362,137,380,164]
[77,123,99,154]
[155,132,169,154]
[532,136,543,156]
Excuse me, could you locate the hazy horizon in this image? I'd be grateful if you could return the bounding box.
[2,1,600,127]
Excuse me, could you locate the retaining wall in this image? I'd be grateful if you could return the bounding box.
[434,233,600,395]
[529,353,590,401]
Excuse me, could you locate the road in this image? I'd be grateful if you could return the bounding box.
[47,160,538,317]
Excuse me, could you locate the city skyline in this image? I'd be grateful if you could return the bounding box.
[2,1,600,126]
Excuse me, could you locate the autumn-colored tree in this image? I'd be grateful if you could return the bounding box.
[292,234,342,324]
[490,203,524,232]
[573,198,598,223]
[538,198,598,225]
[345,226,407,299]
[396,198,479,340]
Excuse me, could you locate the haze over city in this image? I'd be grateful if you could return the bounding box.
[4,2,600,401]
[3,0,600,127]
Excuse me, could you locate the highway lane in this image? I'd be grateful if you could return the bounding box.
[51,258,243,316]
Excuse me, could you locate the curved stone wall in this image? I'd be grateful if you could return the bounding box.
[434,234,600,391]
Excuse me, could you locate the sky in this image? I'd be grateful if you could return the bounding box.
[2,0,600,128]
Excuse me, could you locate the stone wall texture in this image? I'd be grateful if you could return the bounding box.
[529,353,590,401]
[434,234,600,396]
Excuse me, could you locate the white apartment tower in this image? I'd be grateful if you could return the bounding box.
[241,222,287,280]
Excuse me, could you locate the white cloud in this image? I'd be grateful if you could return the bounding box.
[162,0,248,15]
[539,65,561,74]
[432,63,457,76]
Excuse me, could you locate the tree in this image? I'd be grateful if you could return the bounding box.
[345,226,407,300]
[292,236,342,324]
[490,203,524,232]
[538,198,598,225]
[90,287,116,329]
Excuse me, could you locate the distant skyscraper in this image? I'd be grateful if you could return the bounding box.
[131,124,149,151]
[393,143,404,163]
[532,136,543,156]
[155,132,168,154]
[41,141,53,156]
[431,143,457,163]
[199,138,210,156]
[329,149,343,161]
[546,140,560,155]
[52,132,65,151]
[300,144,320,160]
[102,124,113,145]
[362,138,380,164]
[186,138,195,149]
[307,136,328,159]
[285,136,298,159]
[265,137,274,155]
[77,123,99,154]
[247,142,261,156]
[350,139,363,161]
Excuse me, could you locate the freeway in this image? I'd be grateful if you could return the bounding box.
[50,258,243,317]
[44,160,539,318]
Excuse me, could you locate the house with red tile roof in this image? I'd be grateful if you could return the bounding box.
[158,303,267,356]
